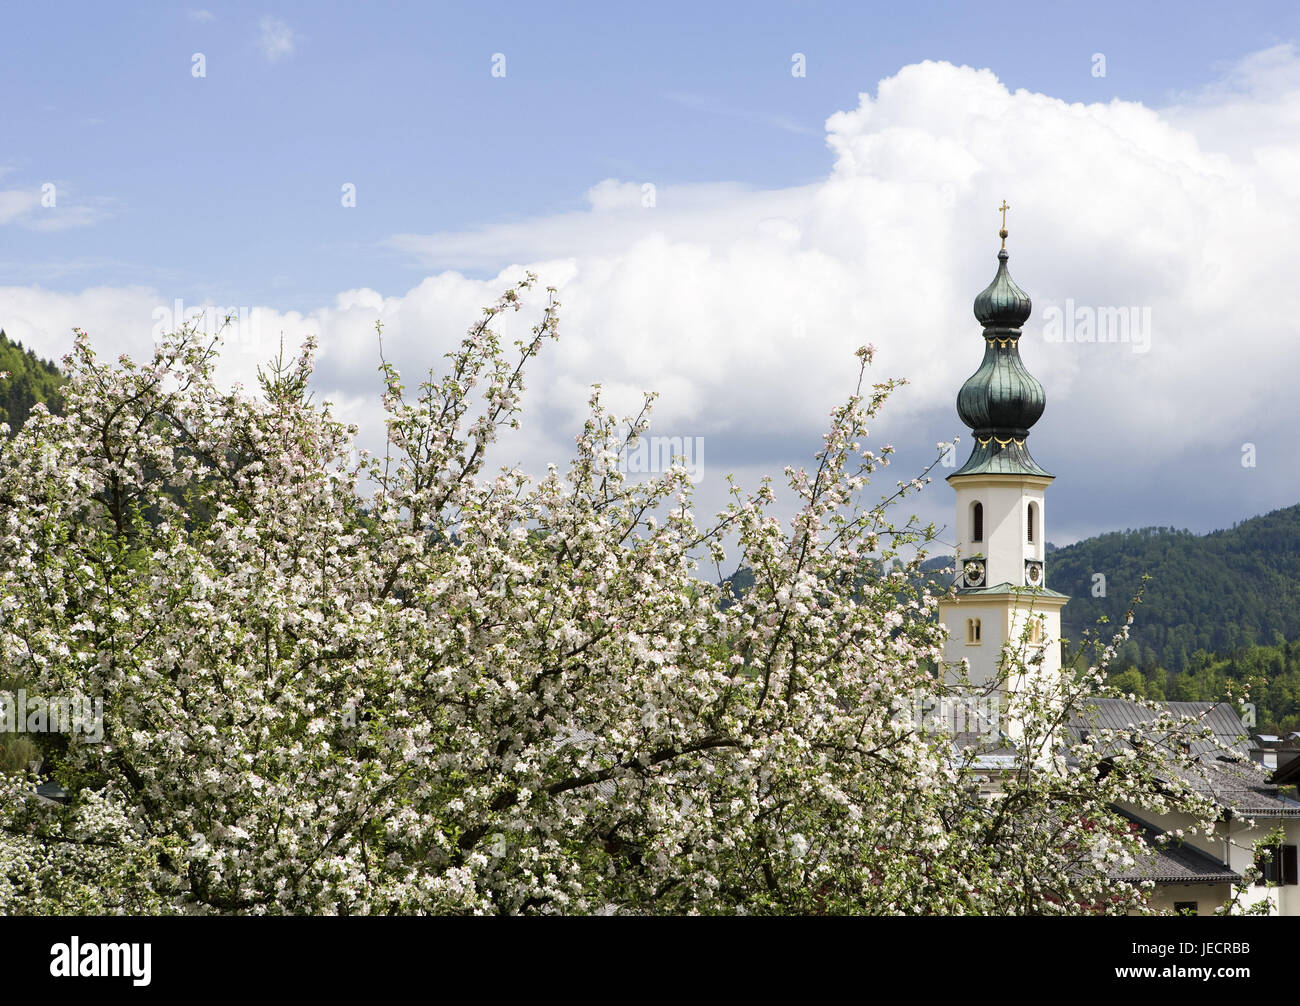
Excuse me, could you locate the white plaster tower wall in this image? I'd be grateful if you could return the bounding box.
[951,477,1049,587]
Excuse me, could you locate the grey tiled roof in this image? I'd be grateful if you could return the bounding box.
[1072,698,1251,759]
[1072,699,1300,818]
[1166,701,1253,756]
[1185,759,1300,819]
[1110,808,1240,885]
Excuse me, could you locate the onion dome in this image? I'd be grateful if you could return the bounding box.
[951,207,1052,479]
[973,249,1032,329]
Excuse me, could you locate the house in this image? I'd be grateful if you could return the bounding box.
[1078,698,1300,915]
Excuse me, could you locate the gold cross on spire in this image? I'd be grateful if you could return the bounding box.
[998,200,1009,249]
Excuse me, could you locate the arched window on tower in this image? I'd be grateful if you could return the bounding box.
[1029,619,1043,645]
[972,502,983,542]
[1027,501,1037,544]
[966,618,982,645]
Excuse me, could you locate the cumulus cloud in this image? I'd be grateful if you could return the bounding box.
[5,53,1300,543]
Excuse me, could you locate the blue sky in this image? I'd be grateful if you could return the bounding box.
[3,2,1300,546]
[6,1,1297,305]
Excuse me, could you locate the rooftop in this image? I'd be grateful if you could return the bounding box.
[1073,699,1300,818]
[1110,807,1241,885]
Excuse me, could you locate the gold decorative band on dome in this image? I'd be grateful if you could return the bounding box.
[985,335,1020,348]
[976,436,1027,448]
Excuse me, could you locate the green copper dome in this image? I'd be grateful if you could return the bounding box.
[956,333,1045,433]
[973,249,1032,328]
[951,241,1052,479]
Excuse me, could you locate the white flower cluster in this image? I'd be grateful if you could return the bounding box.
[0,278,1222,915]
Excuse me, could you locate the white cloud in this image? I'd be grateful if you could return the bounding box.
[387,58,1286,450]
[6,53,1300,541]
[255,16,294,63]
[189,9,215,23]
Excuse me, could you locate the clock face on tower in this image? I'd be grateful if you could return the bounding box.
[963,559,986,588]
[1025,560,1044,587]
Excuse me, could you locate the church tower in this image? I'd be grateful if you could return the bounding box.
[939,207,1068,700]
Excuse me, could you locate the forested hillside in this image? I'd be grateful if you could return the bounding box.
[0,329,65,434]
[1049,507,1300,671]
